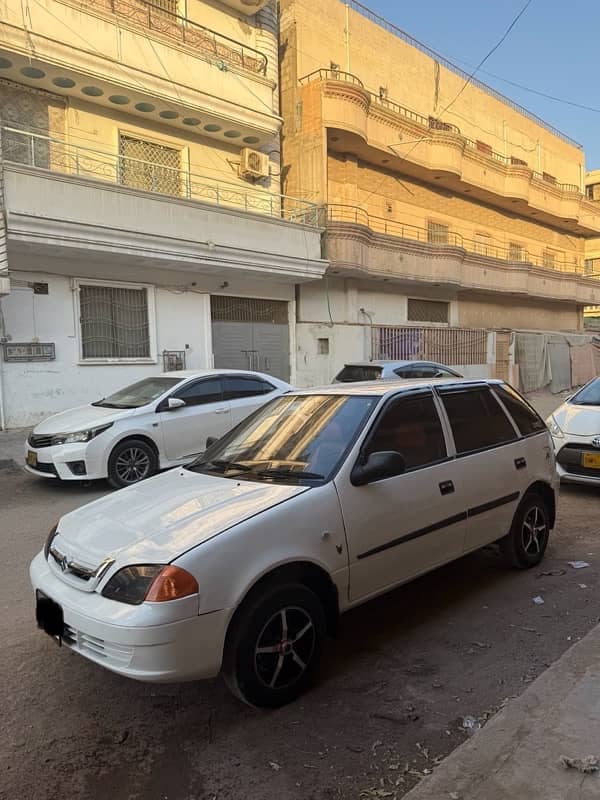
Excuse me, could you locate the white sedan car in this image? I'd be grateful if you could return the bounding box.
[25,369,289,488]
[30,378,557,707]
[548,377,600,485]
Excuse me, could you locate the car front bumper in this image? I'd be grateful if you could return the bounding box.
[23,441,106,481]
[29,552,230,682]
[554,436,600,486]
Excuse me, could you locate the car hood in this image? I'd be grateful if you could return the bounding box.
[33,403,137,434]
[54,468,309,568]
[553,403,600,436]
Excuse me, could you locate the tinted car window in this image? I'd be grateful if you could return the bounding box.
[440,387,517,454]
[223,376,275,400]
[174,378,223,406]
[365,392,447,470]
[335,365,383,382]
[93,377,180,408]
[493,384,546,436]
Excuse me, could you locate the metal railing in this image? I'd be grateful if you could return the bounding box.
[327,204,598,278]
[1,126,320,226]
[372,325,488,365]
[299,69,364,88]
[63,0,267,74]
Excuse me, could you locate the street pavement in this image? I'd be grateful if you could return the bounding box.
[2,390,600,800]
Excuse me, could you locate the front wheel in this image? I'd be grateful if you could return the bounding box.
[107,438,158,489]
[500,493,550,569]
[223,583,326,708]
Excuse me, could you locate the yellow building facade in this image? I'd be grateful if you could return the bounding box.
[280,0,600,384]
[0,0,326,426]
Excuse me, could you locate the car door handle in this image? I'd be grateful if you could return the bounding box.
[515,457,527,470]
[214,407,229,415]
[439,480,455,495]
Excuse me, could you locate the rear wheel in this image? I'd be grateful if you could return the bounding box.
[223,583,326,708]
[107,438,158,489]
[500,493,550,569]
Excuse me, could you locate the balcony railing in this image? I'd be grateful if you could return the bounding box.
[302,70,583,197]
[327,204,597,278]
[1,127,320,226]
[61,0,267,74]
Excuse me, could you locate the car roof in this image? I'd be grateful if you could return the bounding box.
[341,360,449,369]
[161,369,283,381]
[290,377,504,397]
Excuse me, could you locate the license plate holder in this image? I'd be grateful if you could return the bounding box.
[36,591,64,644]
[26,450,38,468]
[582,453,600,469]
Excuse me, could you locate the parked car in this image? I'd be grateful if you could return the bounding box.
[334,360,463,382]
[31,378,556,707]
[548,377,600,485]
[25,369,290,488]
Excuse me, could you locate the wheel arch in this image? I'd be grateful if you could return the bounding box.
[110,433,160,460]
[226,560,340,642]
[524,480,556,529]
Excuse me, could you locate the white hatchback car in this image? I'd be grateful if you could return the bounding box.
[548,377,600,485]
[25,370,289,488]
[30,378,557,707]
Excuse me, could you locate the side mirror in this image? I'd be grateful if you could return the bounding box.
[205,436,218,449]
[351,450,406,486]
[167,397,186,410]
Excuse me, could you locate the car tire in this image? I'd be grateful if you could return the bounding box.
[223,583,326,708]
[500,492,550,569]
[107,438,158,489]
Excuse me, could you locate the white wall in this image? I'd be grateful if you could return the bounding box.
[0,272,214,427]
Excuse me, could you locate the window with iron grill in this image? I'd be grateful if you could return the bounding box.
[407,298,449,324]
[210,296,288,324]
[119,134,181,196]
[474,232,492,256]
[80,285,150,359]
[508,242,525,262]
[427,221,449,246]
[143,0,178,12]
[543,250,557,269]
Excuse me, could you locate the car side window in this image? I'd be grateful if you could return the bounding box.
[435,368,458,378]
[492,384,546,436]
[364,393,447,471]
[173,378,223,406]
[223,376,275,400]
[440,387,518,454]
[393,367,415,378]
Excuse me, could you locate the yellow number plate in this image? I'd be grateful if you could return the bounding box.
[582,453,600,469]
[26,450,37,468]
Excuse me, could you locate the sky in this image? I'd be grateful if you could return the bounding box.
[365,0,600,169]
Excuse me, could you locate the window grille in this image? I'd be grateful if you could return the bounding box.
[80,284,150,359]
[427,221,449,245]
[119,134,181,196]
[210,296,288,324]
[407,298,449,324]
[508,242,525,262]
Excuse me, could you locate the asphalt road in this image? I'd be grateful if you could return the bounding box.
[2,413,599,800]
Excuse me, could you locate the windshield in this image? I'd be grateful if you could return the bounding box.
[188,394,378,484]
[570,378,600,407]
[335,365,383,383]
[92,377,181,409]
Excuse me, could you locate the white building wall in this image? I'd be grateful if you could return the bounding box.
[295,279,493,387]
[0,271,217,427]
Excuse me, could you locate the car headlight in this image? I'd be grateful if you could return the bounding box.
[101,564,198,605]
[547,415,564,438]
[50,422,113,446]
[44,524,59,560]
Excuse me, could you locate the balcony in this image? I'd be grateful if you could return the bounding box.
[1,127,326,283]
[299,70,600,234]
[326,205,600,307]
[0,0,278,146]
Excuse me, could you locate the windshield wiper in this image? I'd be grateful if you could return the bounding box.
[91,401,134,409]
[200,459,253,473]
[256,468,325,480]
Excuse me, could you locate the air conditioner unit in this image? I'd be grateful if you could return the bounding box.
[240,148,269,179]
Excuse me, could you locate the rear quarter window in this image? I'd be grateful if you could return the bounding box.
[440,387,518,454]
[336,365,383,382]
[492,384,546,436]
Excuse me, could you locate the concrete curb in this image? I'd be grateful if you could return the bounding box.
[403,624,600,799]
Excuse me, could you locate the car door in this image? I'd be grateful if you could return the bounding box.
[436,385,524,554]
[223,375,279,427]
[335,389,467,603]
[159,377,231,462]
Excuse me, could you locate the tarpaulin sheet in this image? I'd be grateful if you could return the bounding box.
[570,343,596,388]
[515,333,551,393]
[547,336,571,393]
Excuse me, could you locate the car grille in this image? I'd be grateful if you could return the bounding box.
[63,624,134,667]
[28,433,54,448]
[557,444,600,478]
[32,461,58,476]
